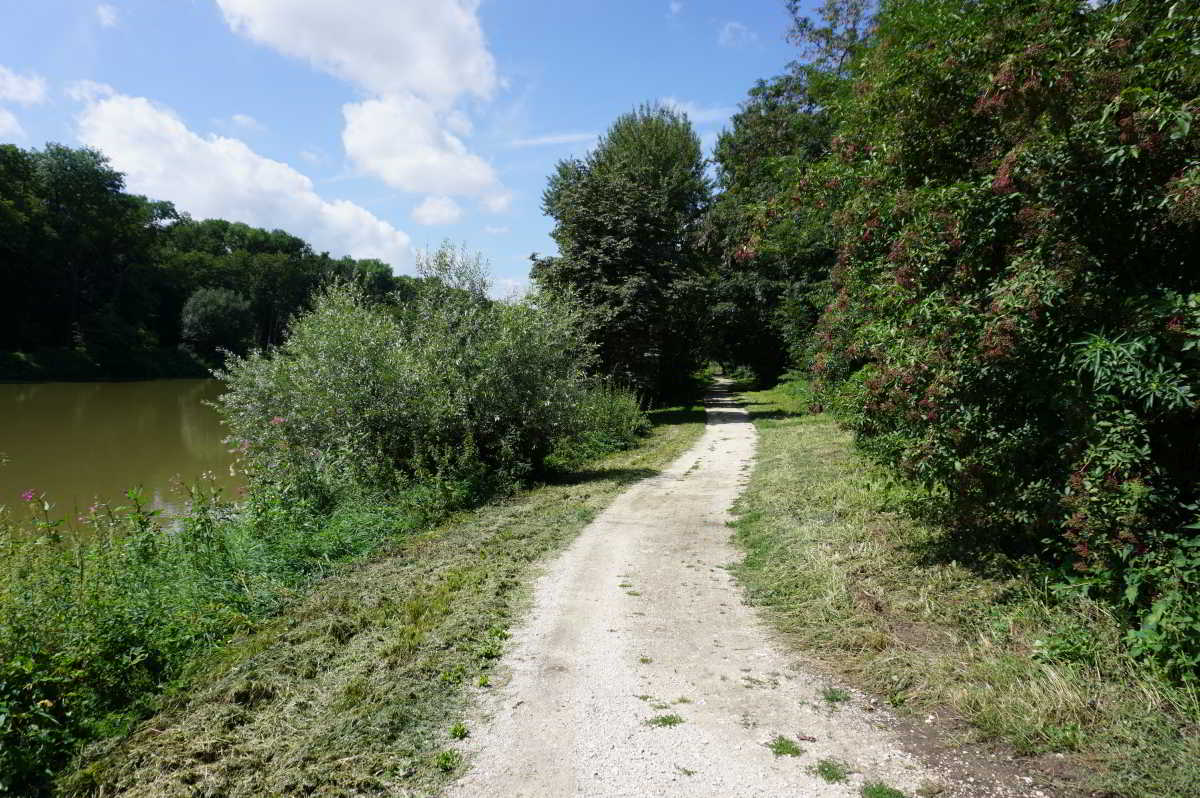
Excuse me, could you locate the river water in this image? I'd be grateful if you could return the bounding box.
[0,379,241,520]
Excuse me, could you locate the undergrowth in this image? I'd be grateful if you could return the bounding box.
[731,376,1200,798]
[60,401,705,796]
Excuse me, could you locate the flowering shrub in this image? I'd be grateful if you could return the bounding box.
[790,0,1200,675]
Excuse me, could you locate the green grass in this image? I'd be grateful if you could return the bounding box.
[766,735,804,757]
[646,714,685,728]
[60,402,707,797]
[731,376,1200,798]
[822,687,851,705]
[861,783,907,798]
[811,758,851,783]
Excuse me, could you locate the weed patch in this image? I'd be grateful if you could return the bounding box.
[646,714,685,728]
[766,735,804,757]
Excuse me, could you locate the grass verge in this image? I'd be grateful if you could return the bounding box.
[62,403,706,797]
[731,377,1200,798]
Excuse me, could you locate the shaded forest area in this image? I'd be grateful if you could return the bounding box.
[0,142,417,380]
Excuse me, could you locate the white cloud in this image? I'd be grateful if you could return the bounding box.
[0,108,25,138]
[216,0,509,208]
[509,132,596,148]
[483,225,509,235]
[669,1,683,15]
[0,65,47,105]
[661,97,734,126]
[66,79,116,103]
[230,113,266,133]
[215,0,496,106]
[96,4,119,27]
[718,21,757,48]
[411,195,462,226]
[480,190,512,213]
[342,93,502,197]
[75,92,413,270]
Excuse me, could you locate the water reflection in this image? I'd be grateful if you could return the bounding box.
[0,379,240,518]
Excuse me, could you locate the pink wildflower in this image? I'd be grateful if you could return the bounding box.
[270,416,286,425]
[21,489,36,502]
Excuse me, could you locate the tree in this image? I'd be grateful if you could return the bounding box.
[702,72,836,382]
[181,287,255,361]
[533,103,710,400]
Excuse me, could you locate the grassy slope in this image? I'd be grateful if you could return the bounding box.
[64,404,706,797]
[731,378,1199,798]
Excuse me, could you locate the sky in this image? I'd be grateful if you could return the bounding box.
[0,0,804,295]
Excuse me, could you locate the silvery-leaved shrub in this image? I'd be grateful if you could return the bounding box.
[218,244,636,509]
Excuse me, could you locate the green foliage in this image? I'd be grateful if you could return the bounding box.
[703,71,835,382]
[534,103,710,401]
[0,244,647,793]
[0,143,410,381]
[180,287,255,361]
[773,0,1200,678]
[219,245,639,508]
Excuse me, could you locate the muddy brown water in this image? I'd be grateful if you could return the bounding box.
[0,380,240,525]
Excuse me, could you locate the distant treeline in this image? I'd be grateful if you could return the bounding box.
[0,142,420,380]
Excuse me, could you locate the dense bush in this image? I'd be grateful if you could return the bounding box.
[219,245,632,506]
[786,0,1200,674]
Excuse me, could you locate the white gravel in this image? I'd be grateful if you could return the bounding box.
[446,386,974,797]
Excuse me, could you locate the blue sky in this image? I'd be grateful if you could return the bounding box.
[0,0,804,293]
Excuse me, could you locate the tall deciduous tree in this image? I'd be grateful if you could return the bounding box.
[533,104,710,400]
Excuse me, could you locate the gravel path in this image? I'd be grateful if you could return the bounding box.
[447,386,965,797]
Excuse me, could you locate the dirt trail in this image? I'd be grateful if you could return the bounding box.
[448,385,975,797]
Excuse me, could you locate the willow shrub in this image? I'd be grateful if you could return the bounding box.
[218,245,640,511]
[783,0,1200,675]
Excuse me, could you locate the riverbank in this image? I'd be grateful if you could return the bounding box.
[730,377,1200,798]
[58,402,706,796]
[0,349,208,382]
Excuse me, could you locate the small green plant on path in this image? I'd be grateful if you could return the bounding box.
[435,750,462,773]
[811,758,851,783]
[766,735,804,757]
[647,714,685,728]
[861,783,907,798]
[450,722,469,740]
[638,655,653,664]
[822,687,851,705]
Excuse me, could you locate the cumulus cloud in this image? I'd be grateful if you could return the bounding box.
[215,0,496,105]
[509,132,596,148]
[0,108,25,138]
[0,65,47,105]
[661,97,734,125]
[717,21,757,48]
[411,195,462,226]
[75,91,413,270]
[96,4,119,27]
[215,0,508,209]
[342,94,499,196]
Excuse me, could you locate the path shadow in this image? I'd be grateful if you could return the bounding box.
[542,467,660,487]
